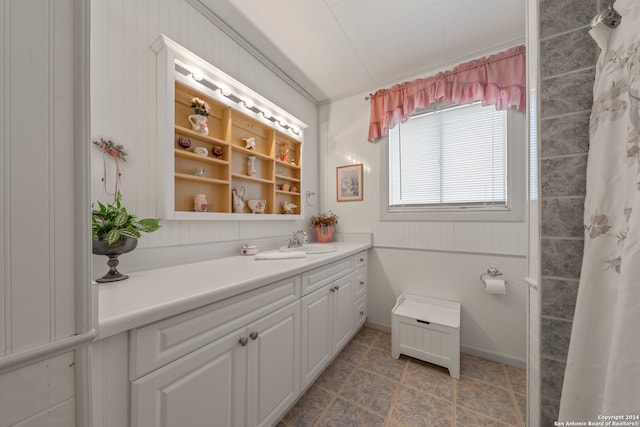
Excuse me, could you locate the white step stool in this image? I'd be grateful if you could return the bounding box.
[391,293,460,379]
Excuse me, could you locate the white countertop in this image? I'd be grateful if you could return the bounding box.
[97,241,371,339]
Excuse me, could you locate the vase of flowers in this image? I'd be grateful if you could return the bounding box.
[188,97,210,135]
[311,211,338,243]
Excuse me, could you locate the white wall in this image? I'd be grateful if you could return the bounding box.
[1,0,89,425]
[319,92,528,366]
[90,0,319,264]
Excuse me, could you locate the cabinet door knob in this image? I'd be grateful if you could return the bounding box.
[334,285,339,291]
[239,337,248,347]
[249,331,259,340]
[359,258,364,262]
[360,281,364,285]
[360,311,364,316]
[329,287,335,293]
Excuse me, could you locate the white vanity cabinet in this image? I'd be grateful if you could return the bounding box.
[129,277,301,427]
[93,243,371,427]
[300,251,367,389]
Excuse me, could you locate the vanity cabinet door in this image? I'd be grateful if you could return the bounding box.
[332,273,355,354]
[300,273,355,389]
[300,285,333,388]
[246,301,300,427]
[131,328,247,427]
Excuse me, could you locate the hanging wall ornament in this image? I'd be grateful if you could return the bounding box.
[93,138,128,201]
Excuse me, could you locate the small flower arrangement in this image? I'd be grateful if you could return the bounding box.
[311,211,338,227]
[190,97,210,117]
[93,138,127,162]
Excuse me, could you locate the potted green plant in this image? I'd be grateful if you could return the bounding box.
[92,192,160,282]
[310,211,338,243]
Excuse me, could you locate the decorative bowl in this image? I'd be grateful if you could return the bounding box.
[241,245,258,255]
[193,146,208,157]
[177,136,191,149]
[212,146,223,158]
[247,199,266,214]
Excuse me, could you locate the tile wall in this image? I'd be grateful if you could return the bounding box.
[538,0,599,424]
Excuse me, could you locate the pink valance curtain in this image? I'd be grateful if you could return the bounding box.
[368,45,526,142]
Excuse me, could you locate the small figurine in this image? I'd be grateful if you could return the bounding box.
[212,146,223,158]
[194,194,208,212]
[282,201,297,214]
[232,187,245,213]
[243,137,256,150]
[279,142,289,162]
[247,199,266,214]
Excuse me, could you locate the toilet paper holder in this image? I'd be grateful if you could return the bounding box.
[480,267,508,286]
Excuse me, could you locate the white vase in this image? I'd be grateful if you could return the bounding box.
[247,155,257,177]
[188,114,209,135]
[232,187,245,213]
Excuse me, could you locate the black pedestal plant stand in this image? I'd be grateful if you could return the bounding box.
[92,236,138,283]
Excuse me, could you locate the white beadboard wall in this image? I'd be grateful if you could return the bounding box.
[1,0,77,360]
[0,351,76,426]
[1,0,80,425]
[319,91,528,365]
[90,0,319,256]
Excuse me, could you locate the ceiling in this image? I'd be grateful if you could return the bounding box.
[196,0,526,103]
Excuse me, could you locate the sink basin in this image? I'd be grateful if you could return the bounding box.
[279,243,337,254]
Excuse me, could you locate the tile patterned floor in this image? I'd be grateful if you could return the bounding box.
[278,326,526,427]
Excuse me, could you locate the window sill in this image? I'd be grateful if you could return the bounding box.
[380,206,525,222]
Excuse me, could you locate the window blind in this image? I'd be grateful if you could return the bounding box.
[389,102,507,209]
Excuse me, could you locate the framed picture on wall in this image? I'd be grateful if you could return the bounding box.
[336,163,363,202]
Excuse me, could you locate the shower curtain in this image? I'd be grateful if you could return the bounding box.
[559,0,640,421]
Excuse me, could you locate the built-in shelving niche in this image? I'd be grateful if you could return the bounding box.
[152,35,307,220]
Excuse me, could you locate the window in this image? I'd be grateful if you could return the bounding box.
[382,102,525,221]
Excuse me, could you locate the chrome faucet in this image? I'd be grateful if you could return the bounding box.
[287,230,306,248]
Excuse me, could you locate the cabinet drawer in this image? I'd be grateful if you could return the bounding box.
[302,257,353,295]
[353,251,367,270]
[354,294,367,330]
[353,269,367,302]
[130,275,300,380]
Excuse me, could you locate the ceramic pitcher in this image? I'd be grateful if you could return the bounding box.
[188,114,209,135]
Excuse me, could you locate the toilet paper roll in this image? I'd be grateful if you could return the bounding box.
[485,278,506,294]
